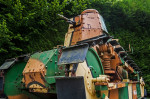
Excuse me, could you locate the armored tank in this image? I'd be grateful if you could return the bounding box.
[0,9,145,99]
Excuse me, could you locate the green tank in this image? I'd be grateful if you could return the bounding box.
[0,9,146,99]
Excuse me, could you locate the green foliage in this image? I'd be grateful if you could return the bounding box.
[0,0,150,96]
[0,19,23,59]
[0,0,88,63]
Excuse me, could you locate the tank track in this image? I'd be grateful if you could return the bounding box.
[109,40,142,75]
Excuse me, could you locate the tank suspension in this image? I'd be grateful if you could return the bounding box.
[98,44,115,74]
[102,55,111,70]
[102,53,115,74]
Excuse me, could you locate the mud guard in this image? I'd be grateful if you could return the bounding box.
[56,76,86,99]
[58,43,89,65]
[0,59,15,70]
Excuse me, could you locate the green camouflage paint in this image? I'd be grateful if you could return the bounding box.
[86,48,104,78]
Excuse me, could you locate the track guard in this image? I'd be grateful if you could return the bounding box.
[58,43,89,65]
[56,76,86,99]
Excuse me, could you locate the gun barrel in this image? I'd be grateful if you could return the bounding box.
[58,14,76,25]
[58,14,69,21]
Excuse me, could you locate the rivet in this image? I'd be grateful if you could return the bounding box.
[88,87,91,90]
[87,82,89,85]
[59,72,61,75]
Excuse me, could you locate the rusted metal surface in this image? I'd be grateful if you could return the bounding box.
[109,89,119,99]
[23,58,46,91]
[132,83,137,99]
[81,9,99,14]
[109,40,141,74]
[74,15,81,25]
[110,53,122,70]
[71,9,104,45]
[98,43,121,75]
[102,53,114,73]
[81,29,102,40]
[124,63,134,73]
[95,82,108,86]
[82,13,101,29]
[95,82,127,90]
[8,94,29,99]
[108,82,126,90]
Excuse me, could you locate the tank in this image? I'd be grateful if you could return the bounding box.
[0,9,145,99]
